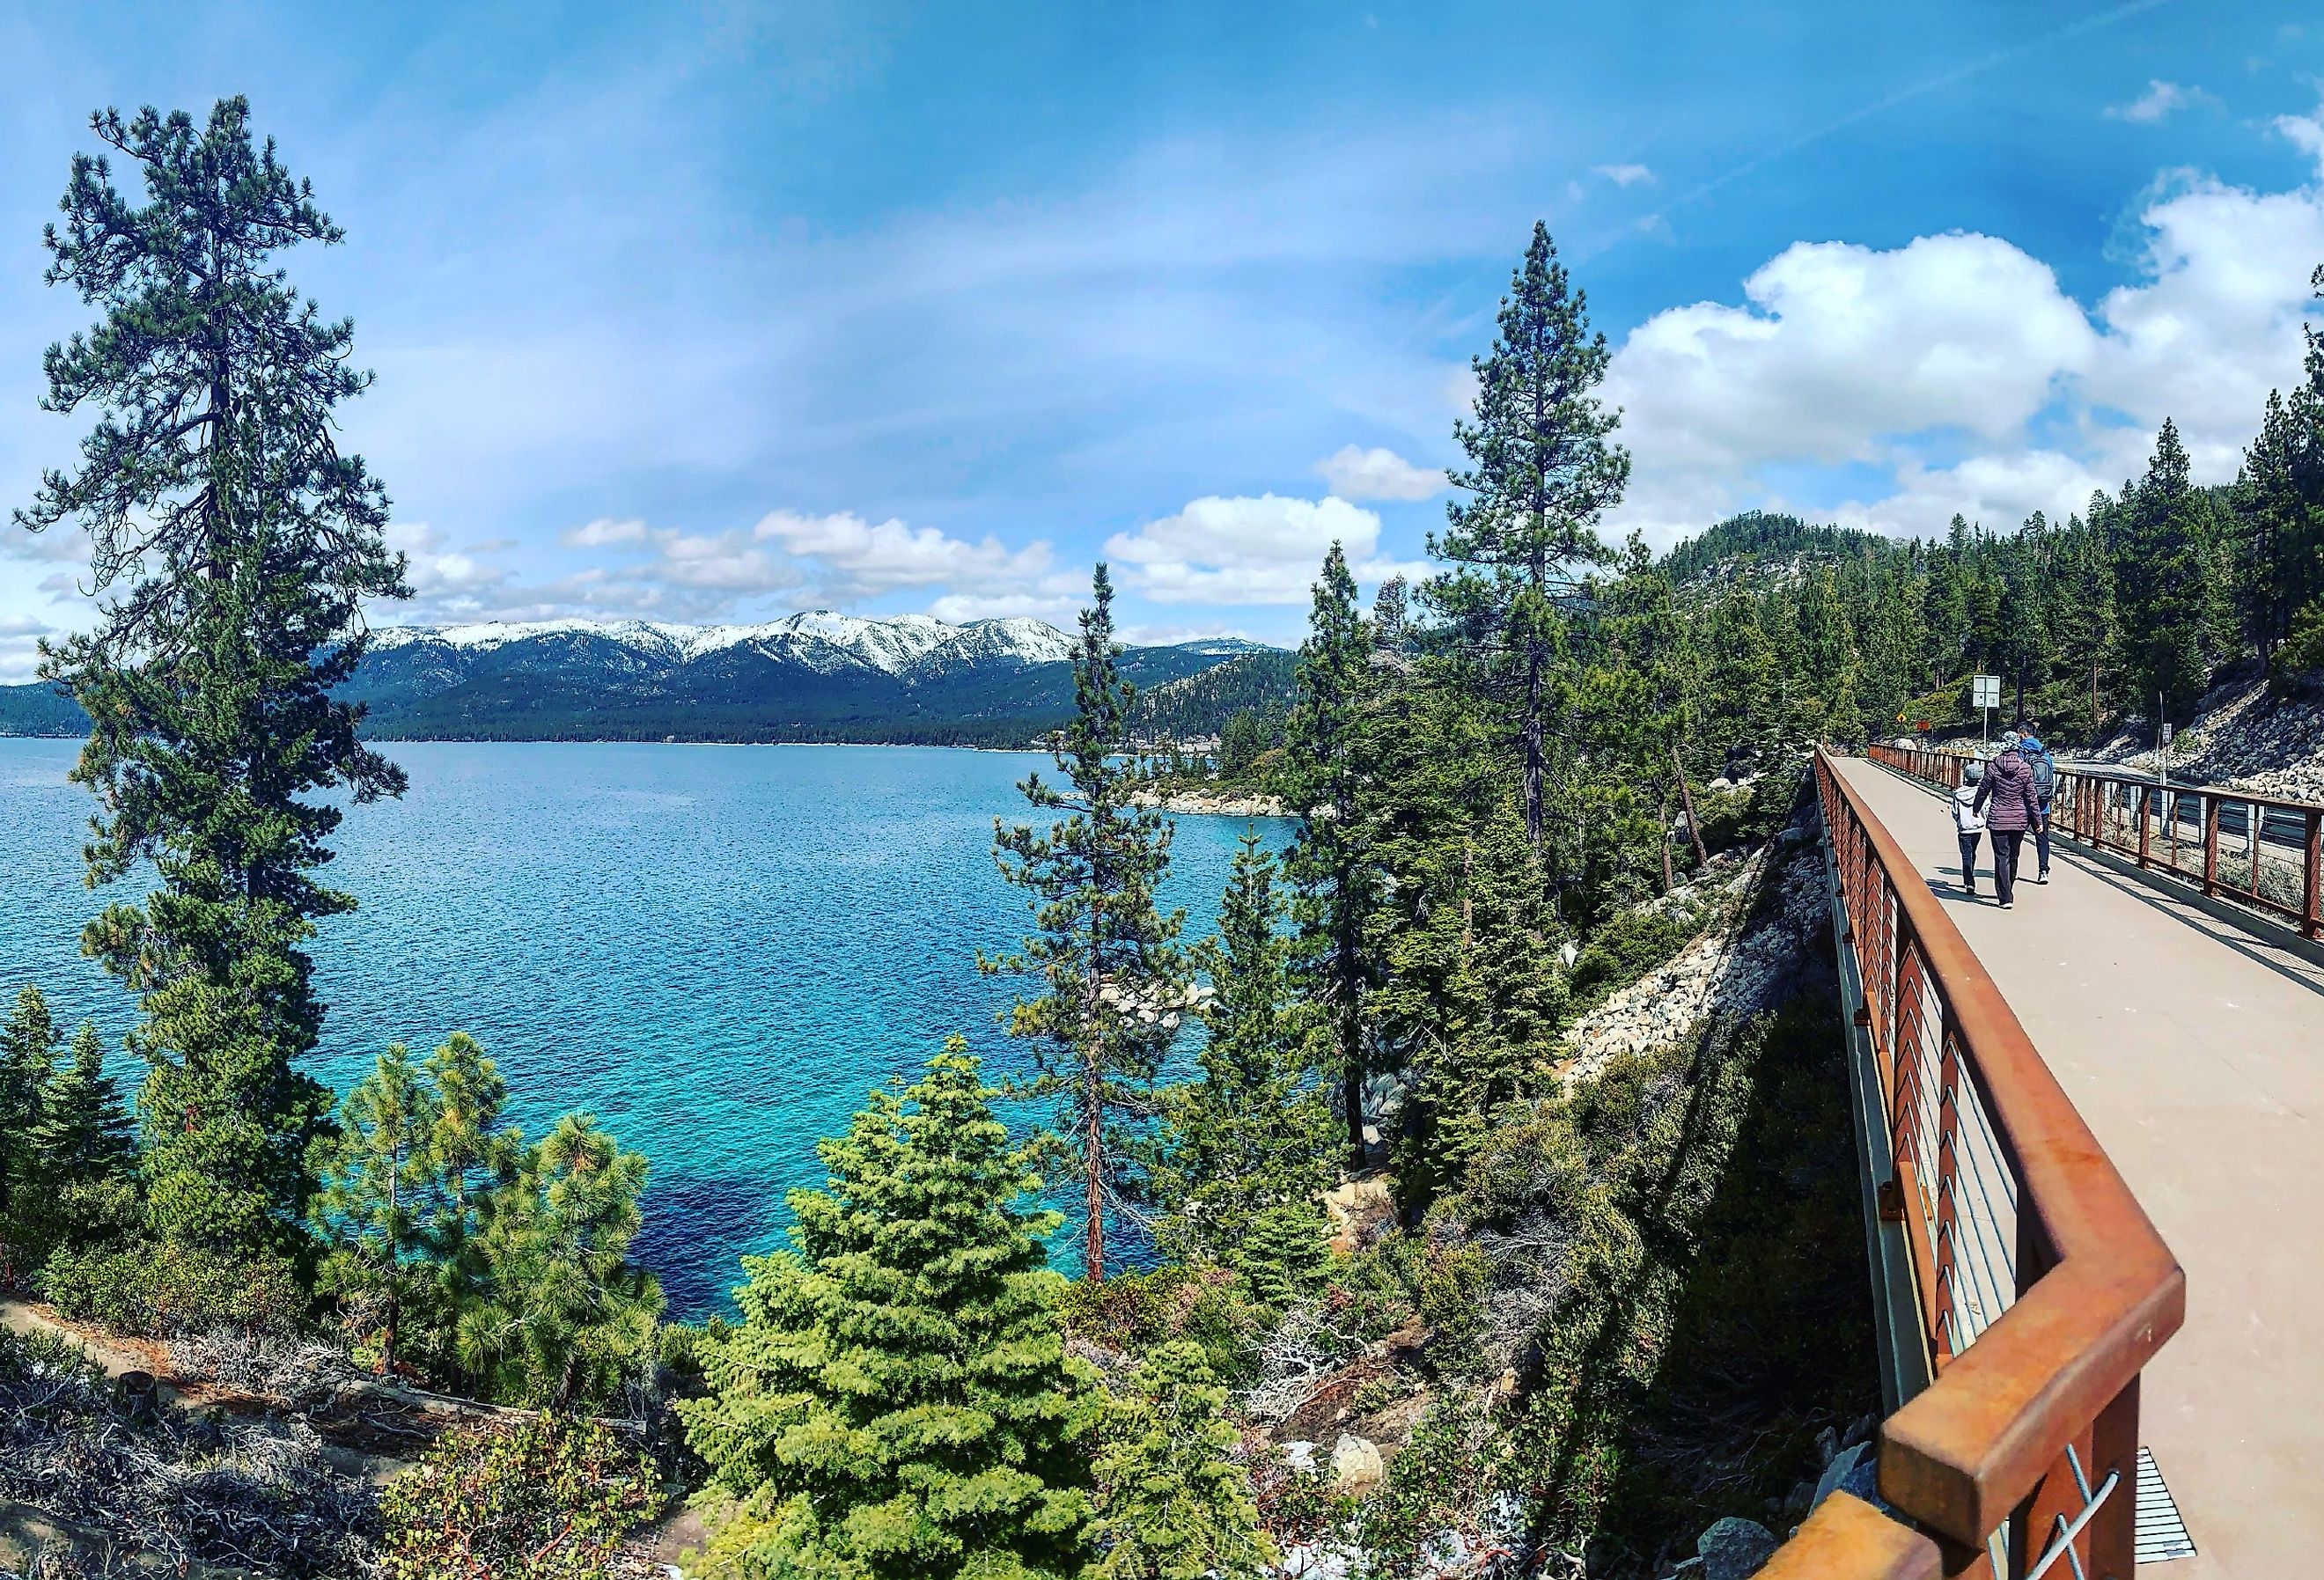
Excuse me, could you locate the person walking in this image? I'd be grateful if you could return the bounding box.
[2017,722,2057,881]
[1952,760,1988,899]
[1974,732,2041,908]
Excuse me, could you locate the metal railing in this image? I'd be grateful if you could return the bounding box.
[1870,744,2323,940]
[1762,749,2185,1579]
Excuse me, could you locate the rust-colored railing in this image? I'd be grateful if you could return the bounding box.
[1764,749,2184,1578]
[1871,744,2323,940]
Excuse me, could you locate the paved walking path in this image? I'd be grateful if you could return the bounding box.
[1835,756,2324,1579]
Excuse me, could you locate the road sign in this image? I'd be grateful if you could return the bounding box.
[2162,723,2174,746]
[1971,674,2001,709]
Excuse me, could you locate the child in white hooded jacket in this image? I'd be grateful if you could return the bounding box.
[1952,760,1987,899]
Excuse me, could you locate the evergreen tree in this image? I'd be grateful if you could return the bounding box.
[1154,834,1337,1277]
[986,564,1188,1280]
[2115,420,2221,722]
[0,988,61,1224]
[29,1022,136,1184]
[424,1031,517,1226]
[463,1113,660,1408]
[680,1047,1097,1580]
[1091,1341,1276,1580]
[1283,545,1381,1167]
[1433,220,1629,855]
[1377,805,1567,1215]
[15,99,408,1256]
[308,1042,442,1376]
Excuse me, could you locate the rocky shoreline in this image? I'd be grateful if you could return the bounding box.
[1131,786,1292,818]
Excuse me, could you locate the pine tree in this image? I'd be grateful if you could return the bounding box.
[15,99,408,1256]
[1283,545,1381,1167]
[2115,420,2220,723]
[1091,1341,1276,1580]
[1154,834,1337,1277]
[680,1047,1098,1580]
[29,1022,136,1184]
[0,988,61,1224]
[1378,806,1567,1215]
[463,1113,661,1409]
[986,564,1188,1281]
[308,1043,442,1376]
[1433,220,1629,856]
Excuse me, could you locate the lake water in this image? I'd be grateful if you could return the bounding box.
[0,739,1284,1318]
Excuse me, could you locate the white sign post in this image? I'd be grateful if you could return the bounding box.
[1971,674,2001,747]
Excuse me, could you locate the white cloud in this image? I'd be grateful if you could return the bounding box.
[562,517,650,547]
[2106,80,2204,123]
[0,614,52,684]
[1105,494,1423,605]
[1315,445,1445,502]
[1595,163,1655,187]
[753,510,1058,599]
[1602,101,2324,546]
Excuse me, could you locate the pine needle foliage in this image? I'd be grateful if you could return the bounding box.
[1091,1340,1276,1580]
[680,1046,1099,1580]
[1153,833,1337,1285]
[16,99,408,1255]
[1433,220,1629,857]
[984,563,1189,1280]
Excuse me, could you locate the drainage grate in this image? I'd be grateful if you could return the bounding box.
[2135,1445,2197,1564]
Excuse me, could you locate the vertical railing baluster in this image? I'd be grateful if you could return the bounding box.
[2203,795,2219,897]
[1933,1009,1963,1366]
[2304,807,2320,941]
[2137,783,2151,868]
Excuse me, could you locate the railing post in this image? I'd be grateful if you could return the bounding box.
[2137,784,2151,868]
[2088,1376,2142,1580]
[2249,801,2263,902]
[2203,796,2220,897]
[2305,807,2320,941]
[1933,1010,1963,1366]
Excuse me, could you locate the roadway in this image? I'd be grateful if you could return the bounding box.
[1832,754,2324,1579]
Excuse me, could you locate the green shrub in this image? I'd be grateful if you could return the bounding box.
[1570,908,1694,1005]
[1059,1261,1265,1383]
[379,1414,662,1580]
[38,1238,301,1336]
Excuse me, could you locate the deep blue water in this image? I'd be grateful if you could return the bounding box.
[0,739,1285,1318]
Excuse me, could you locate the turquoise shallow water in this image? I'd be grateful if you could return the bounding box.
[0,739,1284,1318]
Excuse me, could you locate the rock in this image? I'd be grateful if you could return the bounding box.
[1814,1424,1838,1466]
[1331,1432,1385,1494]
[1696,1517,1778,1580]
[1813,1441,1866,1510]
[1324,1177,1396,1255]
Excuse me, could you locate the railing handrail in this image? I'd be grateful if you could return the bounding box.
[1887,742,2324,819]
[1783,748,2184,1572]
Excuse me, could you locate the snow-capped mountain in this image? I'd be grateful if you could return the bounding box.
[338,613,1275,746]
[368,611,1076,679]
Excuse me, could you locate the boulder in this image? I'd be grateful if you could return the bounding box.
[1696,1516,1777,1580]
[1331,1432,1385,1494]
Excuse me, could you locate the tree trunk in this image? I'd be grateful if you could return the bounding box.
[1339,930,1365,1167]
[1673,746,1709,870]
[1084,1044,1104,1282]
[1523,636,1546,854]
[1660,790,1674,893]
[380,1294,397,1378]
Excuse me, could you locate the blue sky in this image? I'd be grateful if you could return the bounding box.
[3,1,2323,674]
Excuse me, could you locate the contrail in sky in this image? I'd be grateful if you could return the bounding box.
[1662,0,2179,216]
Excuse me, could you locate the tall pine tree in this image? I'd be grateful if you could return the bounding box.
[308,1042,442,1376]
[1433,220,1629,856]
[1154,833,1337,1280]
[15,100,407,1257]
[1283,544,1381,1167]
[985,564,1188,1280]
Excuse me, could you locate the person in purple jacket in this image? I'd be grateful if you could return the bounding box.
[1973,732,2042,909]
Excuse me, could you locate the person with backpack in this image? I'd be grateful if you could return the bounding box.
[2018,723,2057,882]
[1974,732,2042,908]
[1952,760,1988,899]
